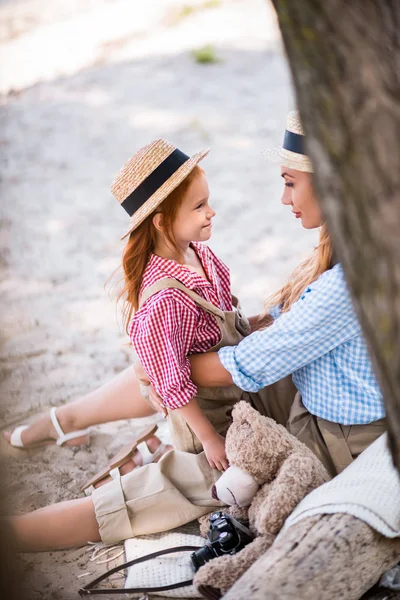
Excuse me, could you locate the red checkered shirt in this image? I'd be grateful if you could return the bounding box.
[129,242,232,409]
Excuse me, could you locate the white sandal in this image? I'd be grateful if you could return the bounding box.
[82,424,170,496]
[9,407,91,448]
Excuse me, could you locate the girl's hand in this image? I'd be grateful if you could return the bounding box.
[148,385,167,417]
[134,361,167,417]
[202,433,229,472]
[134,360,150,386]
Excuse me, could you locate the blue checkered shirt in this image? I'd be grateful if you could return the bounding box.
[219,264,385,425]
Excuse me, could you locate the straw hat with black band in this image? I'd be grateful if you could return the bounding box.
[112,139,210,240]
[263,110,313,173]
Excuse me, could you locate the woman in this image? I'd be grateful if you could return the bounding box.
[6,112,385,552]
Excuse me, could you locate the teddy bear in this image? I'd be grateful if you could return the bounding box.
[193,401,330,599]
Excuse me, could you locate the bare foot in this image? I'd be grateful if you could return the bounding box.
[3,408,89,448]
[93,436,173,489]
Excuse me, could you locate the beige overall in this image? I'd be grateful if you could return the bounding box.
[248,378,387,478]
[92,278,251,544]
[140,278,251,453]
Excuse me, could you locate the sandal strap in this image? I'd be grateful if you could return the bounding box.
[84,467,123,497]
[137,440,168,465]
[10,425,29,448]
[149,442,168,463]
[136,440,154,465]
[50,407,91,446]
[109,467,121,480]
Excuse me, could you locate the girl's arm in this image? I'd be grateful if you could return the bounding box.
[136,366,229,471]
[131,290,228,469]
[131,290,199,409]
[134,360,231,448]
[178,399,229,471]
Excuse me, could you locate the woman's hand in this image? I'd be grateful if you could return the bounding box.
[202,432,229,472]
[248,312,273,332]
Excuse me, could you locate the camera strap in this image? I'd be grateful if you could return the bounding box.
[78,545,202,596]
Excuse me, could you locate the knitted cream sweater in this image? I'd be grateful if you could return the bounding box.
[282,433,400,538]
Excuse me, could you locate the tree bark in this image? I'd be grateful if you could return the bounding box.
[222,514,400,600]
[269,0,400,468]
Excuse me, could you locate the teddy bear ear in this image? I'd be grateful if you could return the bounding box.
[232,400,260,423]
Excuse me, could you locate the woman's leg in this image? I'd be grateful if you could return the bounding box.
[9,497,100,552]
[4,366,156,447]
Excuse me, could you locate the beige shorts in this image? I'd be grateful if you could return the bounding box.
[92,448,223,545]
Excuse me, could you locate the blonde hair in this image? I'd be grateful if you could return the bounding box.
[265,223,333,315]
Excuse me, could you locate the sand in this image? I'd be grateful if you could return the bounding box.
[0,0,318,597]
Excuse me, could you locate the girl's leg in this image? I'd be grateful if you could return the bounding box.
[4,366,156,447]
[9,497,100,552]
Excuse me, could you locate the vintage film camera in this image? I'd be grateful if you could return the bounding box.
[191,511,254,571]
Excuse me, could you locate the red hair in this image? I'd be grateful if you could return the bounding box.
[117,165,203,332]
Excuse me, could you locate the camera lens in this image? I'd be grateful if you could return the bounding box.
[191,544,216,571]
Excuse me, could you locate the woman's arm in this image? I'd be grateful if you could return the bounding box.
[134,351,234,408]
[218,264,360,393]
[188,308,274,387]
[187,310,275,388]
[189,352,234,388]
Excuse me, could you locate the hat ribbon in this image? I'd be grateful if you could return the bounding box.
[282,130,306,155]
[121,148,190,216]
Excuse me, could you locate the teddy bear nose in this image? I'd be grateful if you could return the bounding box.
[211,484,219,500]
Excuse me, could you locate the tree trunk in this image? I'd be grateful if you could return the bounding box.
[269,0,400,468]
[222,514,400,600]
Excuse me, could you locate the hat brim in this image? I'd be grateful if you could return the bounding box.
[120,147,210,240]
[263,146,314,173]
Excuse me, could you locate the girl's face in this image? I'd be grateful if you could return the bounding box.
[280,167,322,229]
[172,172,216,243]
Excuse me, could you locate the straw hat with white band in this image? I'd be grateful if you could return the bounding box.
[264,110,313,173]
[112,139,210,240]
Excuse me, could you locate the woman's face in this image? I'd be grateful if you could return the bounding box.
[280,167,322,229]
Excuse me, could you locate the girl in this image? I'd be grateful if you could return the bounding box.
[9,138,250,489]
[110,137,250,475]
[7,138,251,551]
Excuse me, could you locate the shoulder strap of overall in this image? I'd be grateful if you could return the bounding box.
[139,277,225,321]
